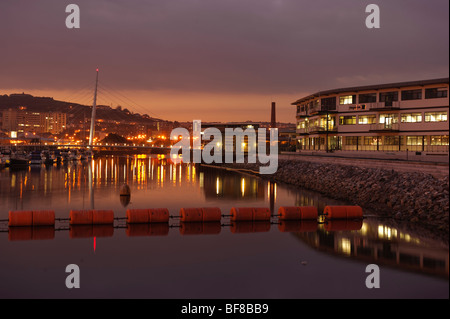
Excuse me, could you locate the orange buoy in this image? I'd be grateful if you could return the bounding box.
[253,208,271,221]
[92,210,114,225]
[278,206,318,220]
[70,210,93,225]
[126,208,170,223]
[32,210,55,226]
[230,207,253,221]
[201,207,222,222]
[230,221,271,234]
[149,208,170,223]
[324,220,363,231]
[180,207,222,222]
[179,221,222,235]
[180,208,203,222]
[70,210,114,225]
[126,209,149,224]
[278,220,318,233]
[8,211,33,227]
[323,206,363,219]
[8,210,55,226]
[230,207,271,221]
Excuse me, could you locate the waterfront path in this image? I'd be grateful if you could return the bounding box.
[279,153,449,179]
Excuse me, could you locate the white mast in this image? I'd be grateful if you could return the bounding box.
[88,68,99,148]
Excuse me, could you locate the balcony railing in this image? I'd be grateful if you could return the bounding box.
[369,123,400,131]
[367,101,400,110]
[309,126,337,133]
[345,101,401,111]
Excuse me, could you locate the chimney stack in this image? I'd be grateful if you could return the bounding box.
[270,102,276,129]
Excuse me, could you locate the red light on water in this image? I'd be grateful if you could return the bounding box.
[94,236,96,252]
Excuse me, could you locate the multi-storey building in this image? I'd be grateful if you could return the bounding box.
[1,108,67,134]
[292,78,449,154]
[42,112,67,134]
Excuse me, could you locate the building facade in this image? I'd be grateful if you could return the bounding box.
[1,108,67,134]
[292,78,449,154]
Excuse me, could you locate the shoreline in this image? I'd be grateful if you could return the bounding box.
[201,159,449,244]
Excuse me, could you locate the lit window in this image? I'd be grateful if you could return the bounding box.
[424,112,447,122]
[401,113,422,123]
[379,114,398,124]
[358,115,377,124]
[339,116,356,125]
[430,135,449,146]
[339,95,356,105]
[406,136,426,146]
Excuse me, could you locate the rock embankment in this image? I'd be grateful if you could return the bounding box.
[212,160,449,238]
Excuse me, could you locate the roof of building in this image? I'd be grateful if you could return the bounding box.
[292,78,449,105]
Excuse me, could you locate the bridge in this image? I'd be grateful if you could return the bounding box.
[3,69,174,156]
[6,143,173,156]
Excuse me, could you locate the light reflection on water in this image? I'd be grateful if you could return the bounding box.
[0,154,448,298]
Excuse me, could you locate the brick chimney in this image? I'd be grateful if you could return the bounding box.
[270,102,276,128]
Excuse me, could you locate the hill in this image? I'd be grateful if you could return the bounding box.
[0,93,168,126]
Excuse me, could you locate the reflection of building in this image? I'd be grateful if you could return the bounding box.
[295,219,449,279]
[200,167,265,200]
[200,123,261,155]
[1,108,67,134]
[293,78,449,153]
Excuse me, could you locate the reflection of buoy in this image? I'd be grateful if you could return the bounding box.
[120,195,131,207]
[120,184,131,196]
[120,184,131,207]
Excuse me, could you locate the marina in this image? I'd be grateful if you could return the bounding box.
[0,155,447,298]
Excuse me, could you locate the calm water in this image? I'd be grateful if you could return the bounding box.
[0,155,448,299]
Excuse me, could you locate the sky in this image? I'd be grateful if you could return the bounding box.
[0,0,448,123]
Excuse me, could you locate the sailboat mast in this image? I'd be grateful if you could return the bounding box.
[88,68,99,148]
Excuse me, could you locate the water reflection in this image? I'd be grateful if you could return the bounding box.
[0,155,448,281]
[296,218,449,279]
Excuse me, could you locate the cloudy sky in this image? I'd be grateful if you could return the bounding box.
[0,0,448,122]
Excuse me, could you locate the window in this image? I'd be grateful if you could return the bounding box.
[358,115,377,124]
[363,136,378,145]
[339,95,356,105]
[406,136,426,146]
[430,135,449,146]
[401,89,422,101]
[339,116,356,125]
[379,91,399,102]
[379,114,398,124]
[359,93,377,103]
[384,136,400,145]
[425,112,447,122]
[401,113,422,123]
[344,136,358,145]
[425,88,448,99]
[297,121,307,129]
[321,97,336,111]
